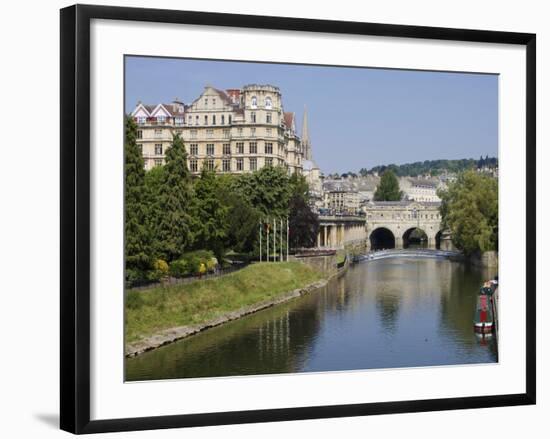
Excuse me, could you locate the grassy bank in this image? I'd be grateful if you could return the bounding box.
[125,261,324,343]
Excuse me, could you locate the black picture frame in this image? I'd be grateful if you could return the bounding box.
[60,4,536,434]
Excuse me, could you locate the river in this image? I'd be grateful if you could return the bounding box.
[126,257,498,381]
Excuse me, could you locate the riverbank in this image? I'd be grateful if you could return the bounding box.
[125,262,326,357]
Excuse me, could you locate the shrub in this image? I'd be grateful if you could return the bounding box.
[178,250,216,275]
[169,259,189,278]
[125,268,146,286]
[206,257,218,272]
[148,258,169,281]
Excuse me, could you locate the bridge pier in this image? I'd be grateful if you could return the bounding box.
[395,236,403,249]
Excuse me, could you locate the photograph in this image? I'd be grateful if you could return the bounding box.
[123,56,500,382]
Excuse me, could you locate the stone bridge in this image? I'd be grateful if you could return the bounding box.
[364,201,452,250]
[315,201,453,252]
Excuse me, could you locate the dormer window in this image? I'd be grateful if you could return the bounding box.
[251,96,257,108]
[265,97,272,109]
[137,116,146,124]
[157,115,166,124]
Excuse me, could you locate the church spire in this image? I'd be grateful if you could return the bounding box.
[301,105,312,160]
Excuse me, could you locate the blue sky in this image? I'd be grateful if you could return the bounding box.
[125,56,498,174]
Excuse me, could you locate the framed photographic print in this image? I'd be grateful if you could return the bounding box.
[60,4,536,434]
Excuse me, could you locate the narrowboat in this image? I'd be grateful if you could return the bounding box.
[473,290,494,333]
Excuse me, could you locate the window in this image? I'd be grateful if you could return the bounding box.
[228,115,232,124]
[190,129,197,139]
[175,117,184,125]
[154,144,163,155]
[206,129,214,138]
[190,144,198,155]
[265,96,272,109]
[154,158,163,167]
[137,130,142,139]
[249,158,257,171]
[265,143,273,154]
[236,158,244,171]
[137,144,142,153]
[195,115,199,125]
[266,112,272,123]
[204,159,215,171]
[251,127,256,137]
[251,112,256,123]
[266,128,272,137]
[212,115,216,125]
[204,98,208,107]
[137,116,146,124]
[221,115,225,125]
[223,144,231,155]
[206,144,215,155]
[189,159,198,172]
[154,129,162,138]
[188,115,192,125]
[236,142,244,154]
[157,115,166,124]
[222,158,231,172]
[265,157,273,167]
[175,129,183,137]
[237,127,243,137]
[251,96,257,108]
[212,98,216,107]
[249,142,257,154]
[223,129,230,139]
[204,115,208,125]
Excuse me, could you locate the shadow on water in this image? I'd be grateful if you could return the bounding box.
[126,258,498,381]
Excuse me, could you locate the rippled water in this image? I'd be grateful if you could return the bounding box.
[126,258,498,381]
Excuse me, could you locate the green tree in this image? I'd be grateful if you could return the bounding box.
[223,190,261,254]
[233,166,292,217]
[152,134,194,261]
[124,116,150,279]
[438,170,498,255]
[374,170,403,201]
[192,169,230,260]
[289,172,310,202]
[288,194,319,248]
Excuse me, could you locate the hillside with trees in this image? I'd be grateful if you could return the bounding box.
[359,156,497,177]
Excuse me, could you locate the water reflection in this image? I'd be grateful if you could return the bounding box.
[126,258,498,381]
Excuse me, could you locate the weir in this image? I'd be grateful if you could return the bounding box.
[354,248,463,262]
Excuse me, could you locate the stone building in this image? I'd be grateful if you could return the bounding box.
[322,180,360,214]
[399,177,444,202]
[131,84,304,174]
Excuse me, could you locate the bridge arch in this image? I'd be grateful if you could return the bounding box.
[402,227,428,249]
[369,227,395,250]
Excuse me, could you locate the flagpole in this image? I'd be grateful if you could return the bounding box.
[273,218,276,262]
[286,216,289,261]
[259,221,262,262]
[280,217,283,262]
